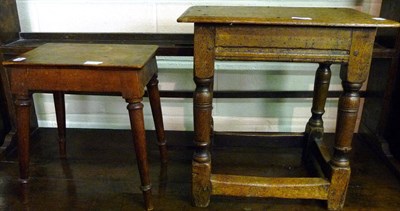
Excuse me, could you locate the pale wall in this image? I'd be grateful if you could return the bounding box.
[16,0,383,132]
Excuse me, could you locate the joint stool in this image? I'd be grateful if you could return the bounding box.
[178,6,400,210]
[3,43,168,211]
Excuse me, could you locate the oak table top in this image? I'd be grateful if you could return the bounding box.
[178,6,400,27]
[3,43,158,70]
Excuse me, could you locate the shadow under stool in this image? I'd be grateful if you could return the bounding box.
[2,43,168,211]
[178,6,400,210]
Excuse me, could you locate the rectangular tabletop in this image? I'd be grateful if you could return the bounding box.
[3,43,158,70]
[178,6,400,28]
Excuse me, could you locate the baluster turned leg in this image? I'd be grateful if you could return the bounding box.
[192,24,215,207]
[303,63,331,162]
[53,91,66,158]
[15,95,31,184]
[192,77,213,207]
[127,101,153,211]
[147,74,168,164]
[328,81,362,210]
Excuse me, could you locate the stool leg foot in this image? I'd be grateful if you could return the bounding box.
[192,160,211,207]
[127,101,153,211]
[15,95,31,183]
[147,73,168,164]
[54,91,66,158]
[303,63,331,162]
[327,166,350,210]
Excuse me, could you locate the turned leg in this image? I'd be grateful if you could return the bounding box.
[146,74,168,164]
[328,81,362,210]
[127,100,153,211]
[53,91,66,158]
[192,24,215,208]
[326,28,376,210]
[303,63,331,162]
[15,95,31,184]
[192,77,213,207]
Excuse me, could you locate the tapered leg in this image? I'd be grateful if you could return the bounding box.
[15,95,31,184]
[127,101,153,211]
[303,63,331,162]
[146,74,167,164]
[53,91,66,158]
[328,81,362,210]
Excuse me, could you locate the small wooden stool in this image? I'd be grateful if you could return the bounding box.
[178,6,400,210]
[3,43,168,211]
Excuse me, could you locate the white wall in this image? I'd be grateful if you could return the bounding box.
[16,0,383,132]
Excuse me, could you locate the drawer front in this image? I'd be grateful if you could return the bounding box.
[215,25,352,51]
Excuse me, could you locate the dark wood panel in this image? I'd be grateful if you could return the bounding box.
[0,0,20,45]
[375,1,400,48]
[359,0,400,176]
[381,1,400,160]
[361,58,391,135]
[0,0,20,153]
[0,103,5,146]
[0,54,10,147]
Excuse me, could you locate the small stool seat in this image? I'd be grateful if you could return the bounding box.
[3,43,167,211]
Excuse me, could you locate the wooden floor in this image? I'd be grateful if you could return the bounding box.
[1,128,400,210]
